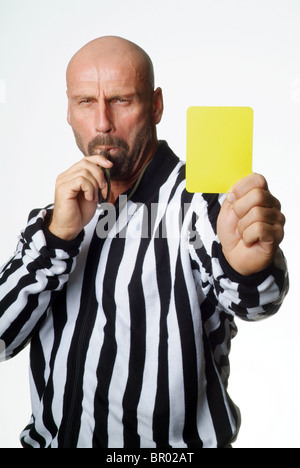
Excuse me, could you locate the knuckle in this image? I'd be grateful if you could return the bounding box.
[273,196,281,211]
[79,168,90,178]
[274,224,284,245]
[55,175,65,191]
[271,208,285,226]
[76,159,90,173]
[253,173,267,189]
[280,212,286,226]
[78,174,93,187]
[253,188,265,205]
[255,221,265,236]
[56,172,64,183]
[251,205,262,220]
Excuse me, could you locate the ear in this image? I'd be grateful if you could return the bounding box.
[66,90,71,125]
[152,87,164,125]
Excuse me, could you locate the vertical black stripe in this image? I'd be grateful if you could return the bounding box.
[202,326,235,448]
[30,334,46,401]
[152,232,172,447]
[174,255,203,448]
[92,236,126,448]
[58,228,105,447]
[40,286,68,440]
[201,194,221,234]
[201,287,234,447]
[122,237,150,448]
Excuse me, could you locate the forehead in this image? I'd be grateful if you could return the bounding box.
[67,55,148,95]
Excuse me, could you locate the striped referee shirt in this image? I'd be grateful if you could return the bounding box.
[0,141,288,448]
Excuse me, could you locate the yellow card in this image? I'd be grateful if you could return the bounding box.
[186,106,253,193]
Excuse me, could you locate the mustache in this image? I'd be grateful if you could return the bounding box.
[88,135,129,155]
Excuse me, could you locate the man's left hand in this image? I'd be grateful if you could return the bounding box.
[217,173,285,276]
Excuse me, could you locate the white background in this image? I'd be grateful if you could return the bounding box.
[0,0,299,448]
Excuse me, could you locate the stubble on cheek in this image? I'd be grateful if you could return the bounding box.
[71,118,153,181]
[73,130,86,156]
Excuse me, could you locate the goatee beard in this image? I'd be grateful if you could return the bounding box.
[74,124,153,181]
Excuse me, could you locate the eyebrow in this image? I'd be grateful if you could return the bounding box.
[71,91,141,102]
[70,93,96,101]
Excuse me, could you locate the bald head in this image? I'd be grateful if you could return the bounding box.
[66,36,163,183]
[67,36,155,92]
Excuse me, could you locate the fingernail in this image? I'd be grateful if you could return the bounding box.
[226,192,236,204]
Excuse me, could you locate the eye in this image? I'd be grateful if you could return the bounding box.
[111,97,130,106]
[77,97,97,106]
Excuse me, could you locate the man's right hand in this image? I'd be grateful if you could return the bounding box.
[48,155,113,240]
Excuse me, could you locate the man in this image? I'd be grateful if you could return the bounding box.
[0,36,288,448]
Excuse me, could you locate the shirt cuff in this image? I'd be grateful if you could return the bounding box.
[216,242,276,287]
[42,210,84,252]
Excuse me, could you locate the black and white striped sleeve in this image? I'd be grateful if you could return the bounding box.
[187,192,289,322]
[0,208,83,360]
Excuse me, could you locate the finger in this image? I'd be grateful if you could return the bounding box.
[227,173,268,200]
[85,154,113,168]
[241,221,284,247]
[57,169,101,202]
[62,156,112,180]
[237,206,286,236]
[70,174,100,202]
[84,155,112,191]
[232,189,281,219]
[62,162,108,192]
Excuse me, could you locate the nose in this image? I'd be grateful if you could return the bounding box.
[95,100,113,134]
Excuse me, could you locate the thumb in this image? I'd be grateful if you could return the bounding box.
[225,190,236,205]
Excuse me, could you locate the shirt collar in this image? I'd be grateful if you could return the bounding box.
[127,140,180,205]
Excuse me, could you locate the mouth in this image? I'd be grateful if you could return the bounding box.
[93,146,120,157]
[88,133,129,157]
